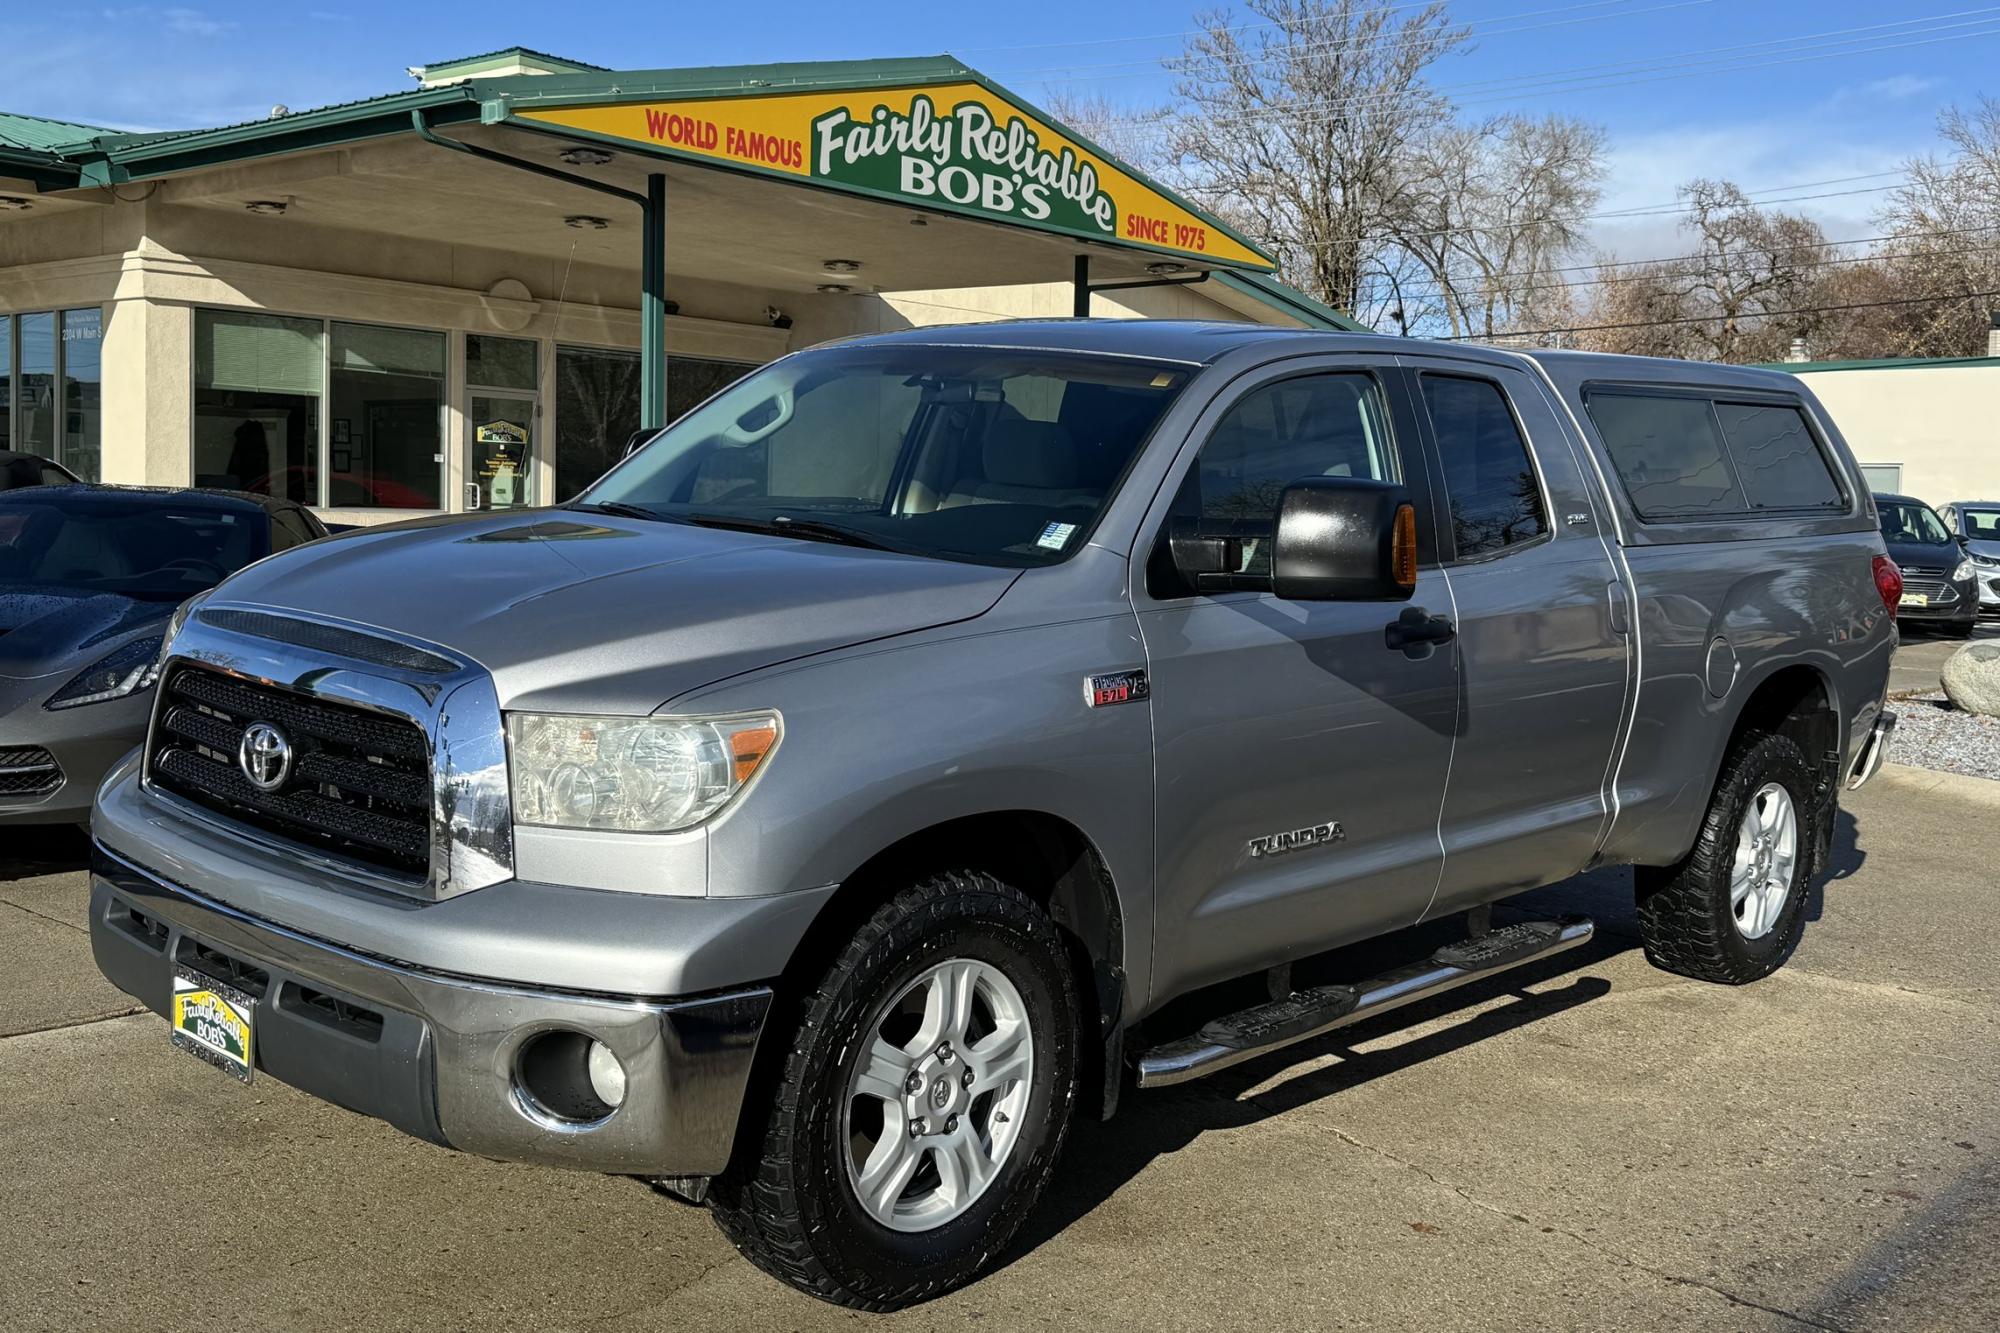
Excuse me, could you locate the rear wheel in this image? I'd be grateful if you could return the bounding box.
[708,870,1079,1309]
[1637,732,1819,984]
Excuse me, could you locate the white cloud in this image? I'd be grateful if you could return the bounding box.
[162,8,233,36]
[1860,75,1945,102]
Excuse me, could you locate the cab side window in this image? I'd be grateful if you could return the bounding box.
[1168,372,1399,581]
[1420,374,1548,560]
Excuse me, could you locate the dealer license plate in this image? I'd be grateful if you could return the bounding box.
[171,966,256,1084]
[1900,593,1928,607]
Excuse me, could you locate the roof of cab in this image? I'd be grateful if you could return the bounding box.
[837,319,1519,367]
[0,482,291,512]
[1521,348,1812,395]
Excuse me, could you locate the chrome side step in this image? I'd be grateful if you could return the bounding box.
[1847,711,1896,790]
[1133,916,1595,1089]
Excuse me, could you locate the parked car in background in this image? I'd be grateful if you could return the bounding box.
[1876,492,1978,636]
[0,486,328,823]
[88,323,1896,1309]
[1938,499,2000,618]
[0,450,83,491]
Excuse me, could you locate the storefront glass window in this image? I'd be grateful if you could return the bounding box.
[18,312,56,461]
[668,355,758,424]
[0,317,11,452]
[193,310,323,504]
[466,334,538,392]
[328,322,444,508]
[554,345,640,502]
[61,308,103,482]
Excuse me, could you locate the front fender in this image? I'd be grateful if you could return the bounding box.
[682,611,1159,1010]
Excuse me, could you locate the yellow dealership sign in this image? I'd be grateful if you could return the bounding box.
[516,82,1274,271]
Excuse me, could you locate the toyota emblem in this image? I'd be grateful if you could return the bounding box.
[238,721,293,792]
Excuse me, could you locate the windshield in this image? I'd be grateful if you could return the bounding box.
[1879,501,1952,546]
[1960,507,2000,541]
[0,497,270,600]
[581,345,1191,567]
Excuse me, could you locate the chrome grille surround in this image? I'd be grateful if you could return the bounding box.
[140,602,513,901]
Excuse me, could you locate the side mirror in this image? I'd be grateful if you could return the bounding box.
[1166,516,1243,585]
[1271,478,1418,602]
[621,427,664,460]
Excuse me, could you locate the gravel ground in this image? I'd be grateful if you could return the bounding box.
[1892,692,2000,781]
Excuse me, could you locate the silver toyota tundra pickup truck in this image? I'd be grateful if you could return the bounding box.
[89,321,1899,1309]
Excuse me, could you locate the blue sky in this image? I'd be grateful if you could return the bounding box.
[10,1,1997,258]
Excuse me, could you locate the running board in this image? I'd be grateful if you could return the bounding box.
[1133,916,1595,1089]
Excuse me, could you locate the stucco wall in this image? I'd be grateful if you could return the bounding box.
[1795,363,2000,506]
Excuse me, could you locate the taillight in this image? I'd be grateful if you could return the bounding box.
[1873,555,1903,613]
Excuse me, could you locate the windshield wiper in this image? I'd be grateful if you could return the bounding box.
[680,511,894,551]
[568,500,675,523]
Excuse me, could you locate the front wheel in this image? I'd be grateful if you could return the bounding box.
[708,870,1079,1309]
[1637,731,1820,984]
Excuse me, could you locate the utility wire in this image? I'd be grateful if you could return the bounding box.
[1446,288,2000,339]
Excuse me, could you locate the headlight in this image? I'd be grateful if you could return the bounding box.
[1972,551,2000,569]
[506,711,781,831]
[1952,558,1977,582]
[44,636,165,710]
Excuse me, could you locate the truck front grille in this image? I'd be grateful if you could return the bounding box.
[0,745,62,798]
[148,665,433,878]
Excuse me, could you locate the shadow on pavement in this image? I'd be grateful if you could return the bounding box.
[0,822,90,882]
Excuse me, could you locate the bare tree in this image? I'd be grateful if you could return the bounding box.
[1397,112,1606,339]
[1571,180,1833,362]
[1166,0,1469,324]
[1035,88,1172,178]
[1873,97,2000,357]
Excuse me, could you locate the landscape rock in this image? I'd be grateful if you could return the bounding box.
[1940,641,2000,717]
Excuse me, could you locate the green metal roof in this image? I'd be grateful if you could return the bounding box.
[0,110,118,153]
[1755,354,2000,374]
[1215,271,1370,332]
[414,47,608,77]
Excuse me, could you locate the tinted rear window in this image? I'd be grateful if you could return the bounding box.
[1585,392,1742,518]
[1712,402,1844,510]
[1585,390,1845,520]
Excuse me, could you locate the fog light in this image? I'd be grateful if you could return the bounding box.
[587,1039,627,1109]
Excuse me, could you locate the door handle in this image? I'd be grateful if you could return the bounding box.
[463,482,483,512]
[1385,607,1456,652]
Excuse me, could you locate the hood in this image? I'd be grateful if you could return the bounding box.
[1962,536,2000,560]
[203,511,1021,712]
[1881,535,1962,571]
[0,587,170,681]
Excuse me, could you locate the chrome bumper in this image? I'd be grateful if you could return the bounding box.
[1847,712,1897,791]
[90,843,771,1176]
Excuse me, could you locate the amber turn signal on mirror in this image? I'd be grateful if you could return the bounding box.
[1392,502,1418,591]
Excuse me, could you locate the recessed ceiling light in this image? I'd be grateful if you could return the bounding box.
[244,199,288,216]
[0,196,32,212]
[559,147,614,166]
[822,259,862,274]
[817,283,852,294]
[1146,261,1189,277]
[564,215,610,230]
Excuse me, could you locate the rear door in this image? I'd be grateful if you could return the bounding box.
[1136,356,1459,1002]
[1400,355,1629,915]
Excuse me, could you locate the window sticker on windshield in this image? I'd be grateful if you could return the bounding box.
[1037,521,1078,551]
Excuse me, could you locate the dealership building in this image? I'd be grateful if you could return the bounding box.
[0,48,1357,525]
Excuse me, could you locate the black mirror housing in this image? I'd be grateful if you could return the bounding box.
[1166,517,1243,584]
[1271,478,1416,602]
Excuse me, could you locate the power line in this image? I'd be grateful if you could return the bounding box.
[1074,7,2000,116]
[987,0,1711,79]
[957,0,1584,57]
[1447,288,2000,340]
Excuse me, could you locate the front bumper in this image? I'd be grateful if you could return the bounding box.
[90,843,772,1176]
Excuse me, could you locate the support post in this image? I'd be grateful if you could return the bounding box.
[640,172,668,430]
[1073,254,1090,318]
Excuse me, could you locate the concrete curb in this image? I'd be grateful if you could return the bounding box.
[1869,761,2000,808]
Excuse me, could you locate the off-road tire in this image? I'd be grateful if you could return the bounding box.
[707,870,1079,1310]
[1636,731,1820,984]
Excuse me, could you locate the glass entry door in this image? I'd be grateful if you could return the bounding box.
[466,393,535,510]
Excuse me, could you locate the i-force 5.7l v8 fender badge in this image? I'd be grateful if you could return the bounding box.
[1084,668,1150,708]
[1248,821,1347,858]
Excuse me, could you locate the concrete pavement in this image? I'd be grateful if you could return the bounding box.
[2,765,1996,1331]
[1888,619,1999,697]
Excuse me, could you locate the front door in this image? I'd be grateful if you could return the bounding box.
[466,394,535,511]
[1137,360,1459,1005]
